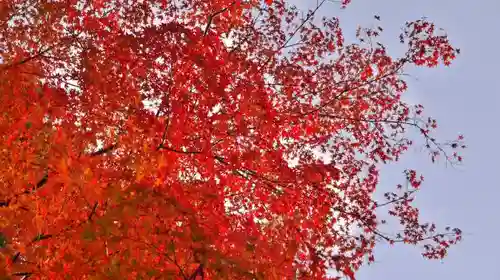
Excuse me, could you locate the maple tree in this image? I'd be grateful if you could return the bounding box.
[0,0,466,279]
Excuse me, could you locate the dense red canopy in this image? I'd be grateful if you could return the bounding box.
[0,0,464,279]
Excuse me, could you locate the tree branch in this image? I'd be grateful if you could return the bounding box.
[203,2,236,36]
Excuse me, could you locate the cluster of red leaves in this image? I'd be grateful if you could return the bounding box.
[0,0,464,279]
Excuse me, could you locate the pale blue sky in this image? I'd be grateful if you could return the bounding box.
[314,0,500,279]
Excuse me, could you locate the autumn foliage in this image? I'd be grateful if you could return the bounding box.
[0,0,465,279]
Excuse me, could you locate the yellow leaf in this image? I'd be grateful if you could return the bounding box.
[136,167,144,181]
[158,154,165,167]
[84,167,92,177]
[154,178,162,186]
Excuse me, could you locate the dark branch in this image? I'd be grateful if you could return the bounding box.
[12,272,32,277]
[87,202,98,221]
[203,3,235,36]
[35,173,48,189]
[0,47,53,72]
[188,264,204,280]
[89,144,117,156]
[0,172,48,208]
[31,233,53,243]
[11,252,21,263]
[375,190,417,208]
